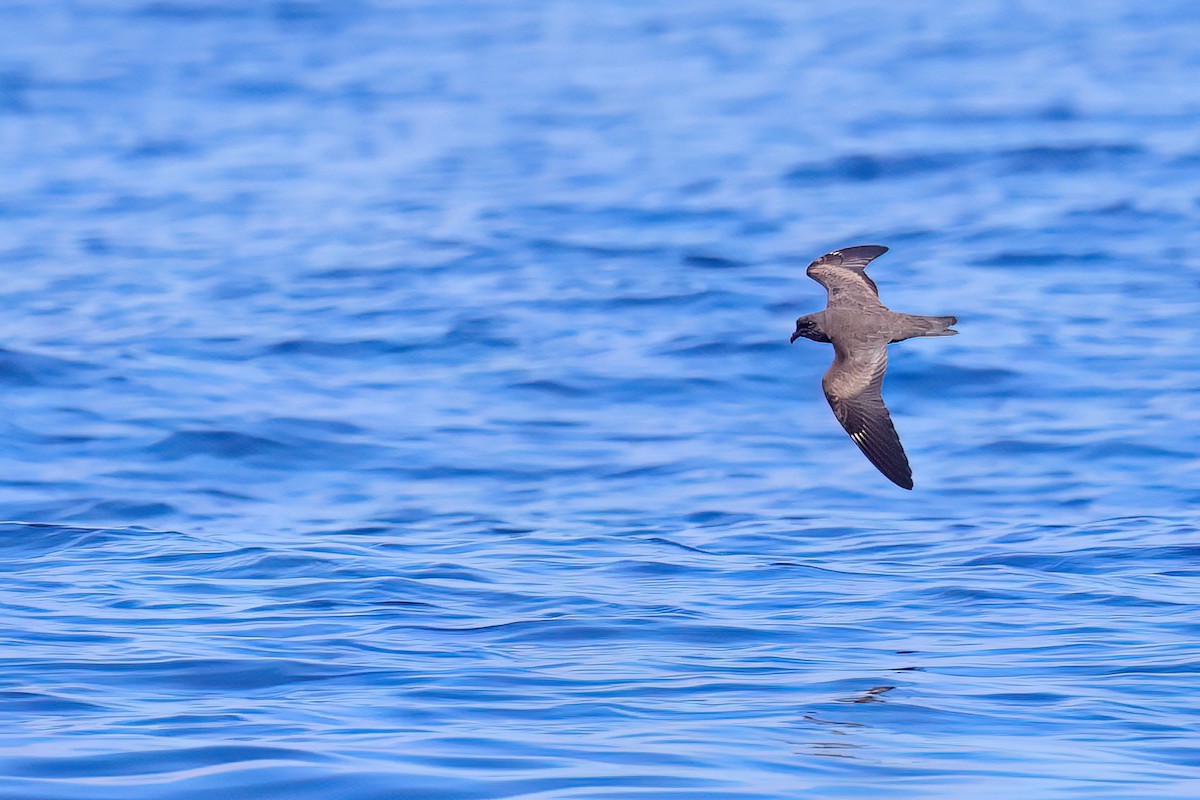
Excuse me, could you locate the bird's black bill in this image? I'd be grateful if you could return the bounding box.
[789,331,800,343]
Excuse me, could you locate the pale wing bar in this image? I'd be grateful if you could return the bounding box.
[805,244,888,299]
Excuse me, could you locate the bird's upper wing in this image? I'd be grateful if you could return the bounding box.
[806,245,888,304]
[821,344,913,489]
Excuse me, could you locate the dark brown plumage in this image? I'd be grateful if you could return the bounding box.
[791,245,957,490]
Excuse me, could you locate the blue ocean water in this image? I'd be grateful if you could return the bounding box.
[1,1,1199,797]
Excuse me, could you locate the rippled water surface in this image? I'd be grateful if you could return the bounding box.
[2,1,1200,797]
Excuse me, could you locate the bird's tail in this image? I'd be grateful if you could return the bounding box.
[893,314,958,342]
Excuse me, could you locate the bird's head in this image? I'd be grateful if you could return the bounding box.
[790,315,829,344]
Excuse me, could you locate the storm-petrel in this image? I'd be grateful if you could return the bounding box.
[790,245,957,489]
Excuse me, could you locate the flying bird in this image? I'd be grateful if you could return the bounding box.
[790,245,957,489]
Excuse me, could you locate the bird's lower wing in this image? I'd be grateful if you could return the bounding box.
[822,347,913,489]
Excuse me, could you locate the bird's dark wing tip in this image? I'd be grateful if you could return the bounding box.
[835,244,888,262]
[809,244,889,271]
[874,456,913,490]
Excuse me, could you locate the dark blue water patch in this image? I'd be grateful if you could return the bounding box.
[524,236,674,259]
[265,338,419,358]
[1067,200,1185,222]
[972,250,1117,267]
[0,348,99,387]
[682,252,747,269]
[0,68,30,113]
[507,379,587,397]
[1108,660,1200,677]
[530,203,746,229]
[603,462,689,479]
[134,2,259,21]
[1056,590,1193,609]
[265,330,516,360]
[508,374,727,404]
[551,289,746,313]
[889,363,1021,395]
[221,79,307,101]
[146,429,389,467]
[785,152,970,184]
[123,138,199,161]
[999,143,1144,173]
[258,417,366,437]
[1082,441,1191,462]
[58,500,179,521]
[148,430,296,461]
[784,143,1143,187]
[0,523,184,558]
[0,423,100,449]
[0,691,105,714]
[267,2,369,35]
[74,657,367,691]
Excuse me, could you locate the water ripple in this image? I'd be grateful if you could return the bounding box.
[1,0,1200,797]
